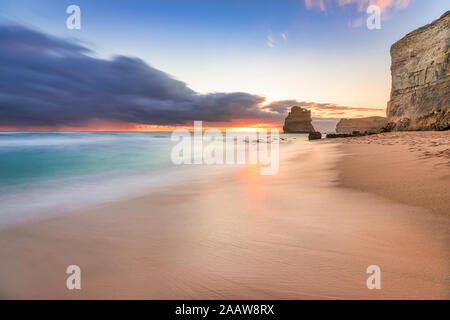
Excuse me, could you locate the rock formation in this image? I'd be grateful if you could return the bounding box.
[308,132,322,140]
[336,117,387,134]
[387,11,449,131]
[283,106,315,133]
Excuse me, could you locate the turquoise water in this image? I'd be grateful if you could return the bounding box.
[0,131,292,224]
[0,132,184,224]
[0,132,174,189]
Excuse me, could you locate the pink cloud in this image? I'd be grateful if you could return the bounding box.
[304,0,327,12]
[304,0,410,13]
[263,100,385,118]
[338,0,410,12]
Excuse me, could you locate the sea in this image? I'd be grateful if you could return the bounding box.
[0,131,300,225]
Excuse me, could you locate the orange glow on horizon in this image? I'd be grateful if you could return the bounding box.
[0,121,282,132]
[0,107,385,132]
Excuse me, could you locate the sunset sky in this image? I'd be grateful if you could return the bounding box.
[0,0,448,131]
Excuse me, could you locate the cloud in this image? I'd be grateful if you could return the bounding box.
[304,0,327,12]
[263,100,300,114]
[0,25,385,130]
[267,34,275,48]
[338,0,410,13]
[348,16,365,28]
[0,25,280,128]
[262,99,384,132]
[267,32,288,48]
[263,100,385,118]
[304,0,410,13]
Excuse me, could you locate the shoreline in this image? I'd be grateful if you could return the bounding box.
[0,135,304,227]
[0,134,448,299]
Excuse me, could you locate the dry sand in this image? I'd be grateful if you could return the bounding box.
[0,133,448,299]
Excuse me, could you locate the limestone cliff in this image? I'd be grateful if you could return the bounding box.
[336,117,387,134]
[283,106,315,133]
[387,11,449,131]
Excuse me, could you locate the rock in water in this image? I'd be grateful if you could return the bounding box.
[387,11,449,131]
[283,106,315,133]
[336,117,387,134]
[308,132,322,140]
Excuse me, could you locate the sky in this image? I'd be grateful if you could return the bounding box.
[0,0,448,130]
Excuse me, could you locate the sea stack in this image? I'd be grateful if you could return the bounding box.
[386,11,449,131]
[283,106,315,133]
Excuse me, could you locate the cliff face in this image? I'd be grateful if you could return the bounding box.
[336,117,387,134]
[387,11,449,131]
[283,106,315,133]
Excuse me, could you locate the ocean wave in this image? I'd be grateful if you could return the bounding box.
[0,132,172,147]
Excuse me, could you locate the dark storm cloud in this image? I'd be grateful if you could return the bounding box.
[0,25,276,127]
[262,100,300,114]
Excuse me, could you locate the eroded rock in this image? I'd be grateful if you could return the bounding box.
[336,117,387,134]
[387,11,449,131]
[308,132,322,140]
[283,106,315,133]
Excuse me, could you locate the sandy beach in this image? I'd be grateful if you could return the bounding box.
[0,132,448,299]
[338,131,450,216]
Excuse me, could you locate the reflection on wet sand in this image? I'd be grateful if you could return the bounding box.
[0,140,448,299]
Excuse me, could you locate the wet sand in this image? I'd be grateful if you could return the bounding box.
[337,131,450,215]
[0,136,449,299]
